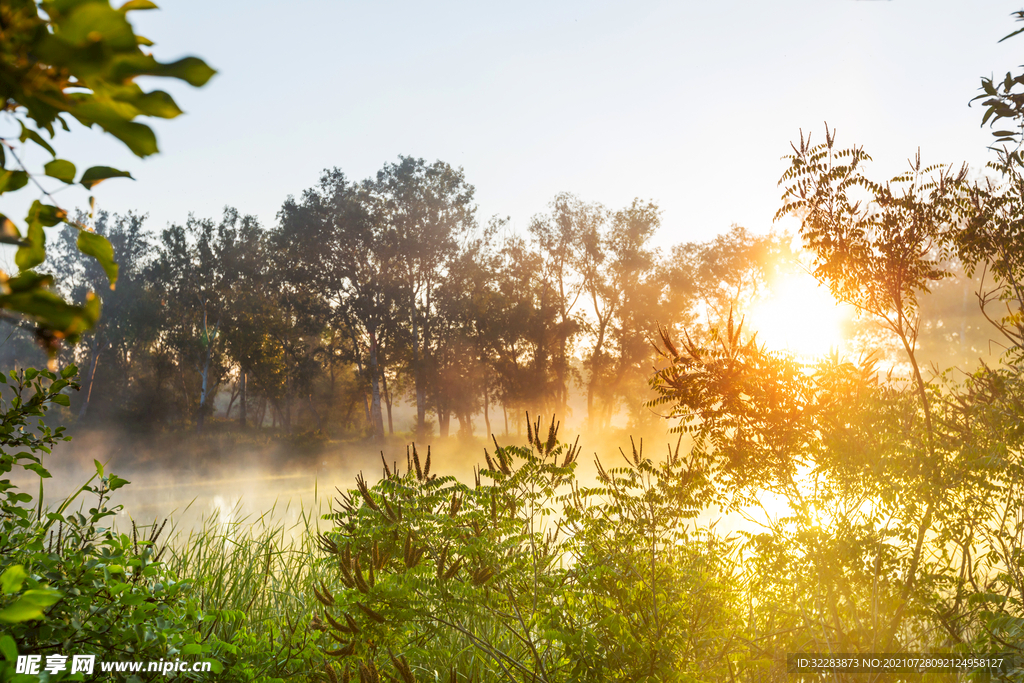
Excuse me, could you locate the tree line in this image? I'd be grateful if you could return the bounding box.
[2,156,799,440]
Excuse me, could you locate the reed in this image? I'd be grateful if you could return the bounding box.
[161,497,333,681]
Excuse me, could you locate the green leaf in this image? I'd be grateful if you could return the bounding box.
[0,566,28,595]
[23,462,51,478]
[0,634,17,662]
[125,89,183,118]
[67,98,159,157]
[0,289,100,338]
[108,53,216,87]
[0,214,23,246]
[59,2,137,50]
[44,159,77,184]
[0,598,43,624]
[6,271,55,294]
[77,230,119,287]
[17,123,56,157]
[0,170,29,194]
[147,55,217,87]
[94,459,104,477]
[0,589,62,623]
[21,589,60,608]
[108,474,129,490]
[1000,25,1024,43]
[79,166,134,190]
[119,0,159,11]
[15,221,46,273]
[28,201,67,227]
[52,394,70,406]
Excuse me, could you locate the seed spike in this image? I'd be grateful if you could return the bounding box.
[355,473,381,513]
[412,443,423,481]
[562,435,580,467]
[545,415,558,455]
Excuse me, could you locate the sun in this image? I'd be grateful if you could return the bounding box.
[746,270,852,359]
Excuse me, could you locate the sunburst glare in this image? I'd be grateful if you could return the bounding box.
[747,270,853,359]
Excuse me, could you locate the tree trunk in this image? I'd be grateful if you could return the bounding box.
[329,361,336,394]
[225,380,239,420]
[307,393,324,434]
[457,411,472,438]
[78,335,103,421]
[412,314,427,438]
[381,368,394,436]
[348,328,373,427]
[587,306,609,429]
[367,327,385,440]
[256,396,266,428]
[483,383,491,437]
[239,368,247,428]
[439,407,451,438]
[196,316,219,434]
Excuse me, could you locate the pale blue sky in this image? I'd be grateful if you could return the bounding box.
[8,0,1024,249]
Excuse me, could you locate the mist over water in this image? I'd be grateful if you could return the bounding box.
[18,383,963,545]
[14,422,706,540]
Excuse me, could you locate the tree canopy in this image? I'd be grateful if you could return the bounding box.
[0,0,213,356]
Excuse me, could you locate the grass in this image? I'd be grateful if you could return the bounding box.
[158,497,333,682]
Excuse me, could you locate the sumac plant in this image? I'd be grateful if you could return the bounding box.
[315,416,741,683]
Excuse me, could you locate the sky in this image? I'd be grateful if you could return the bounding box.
[6,0,1024,251]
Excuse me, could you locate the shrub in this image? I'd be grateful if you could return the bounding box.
[0,367,225,682]
[315,415,742,683]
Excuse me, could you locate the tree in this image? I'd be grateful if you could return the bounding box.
[482,233,561,434]
[277,169,396,440]
[527,193,597,418]
[429,230,494,437]
[0,0,213,354]
[216,212,273,430]
[575,198,661,429]
[49,210,159,420]
[150,211,270,431]
[366,156,478,438]
[660,224,786,340]
[776,127,967,649]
